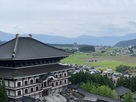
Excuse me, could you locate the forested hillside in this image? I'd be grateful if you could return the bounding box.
[115,39,136,47]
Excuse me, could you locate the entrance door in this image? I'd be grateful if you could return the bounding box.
[42,89,48,96]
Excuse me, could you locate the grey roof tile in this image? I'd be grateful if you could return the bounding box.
[0,37,70,60]
[0,64,70,79]
[115,86,130,96]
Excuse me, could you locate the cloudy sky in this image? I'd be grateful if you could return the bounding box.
[0,0,136,37]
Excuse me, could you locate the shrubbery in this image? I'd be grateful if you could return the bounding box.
[80,81,117,99]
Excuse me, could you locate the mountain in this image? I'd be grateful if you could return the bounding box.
[0,31,136,46]
[115,39,136,47]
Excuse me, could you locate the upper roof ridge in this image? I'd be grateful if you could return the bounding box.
[12,34,19,59]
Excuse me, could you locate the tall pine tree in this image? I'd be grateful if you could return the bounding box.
[0,80,2,102]
[0,79,8,102]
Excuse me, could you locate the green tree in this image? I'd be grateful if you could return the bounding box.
[80,81,117,99]
[0,79,8,102]
[0,80,2,102]
[70,72,114,89]
[124,91,134,102]
[116,76,124,87]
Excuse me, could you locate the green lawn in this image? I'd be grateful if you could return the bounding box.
[61,52,136,70]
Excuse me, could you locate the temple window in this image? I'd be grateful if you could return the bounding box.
[64,73,67,77]
[36,78,39,83]
[36,86,39,91]
[65,80,67,84]
[52,83,54,87]
[31,87,34,92]
[55,74,58,78]
[59,74,62,78]
[24,80,28,85]
[60,81,62,85]
[30,79,33,84]
[44,81,46,87]
[18,91,21,96]
[56,82,58,86]
[24,89,28,94]
[17,82,21,87]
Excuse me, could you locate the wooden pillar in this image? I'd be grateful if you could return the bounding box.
[8,80,10,87]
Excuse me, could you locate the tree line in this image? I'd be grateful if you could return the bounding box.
[70,71,135,101]
[116,76,136,92]
[70,72,115,98]
[70,71,114,89]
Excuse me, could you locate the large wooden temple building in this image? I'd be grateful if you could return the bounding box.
[0,34,71,102]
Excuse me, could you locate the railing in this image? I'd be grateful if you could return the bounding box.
[6,83,41,90]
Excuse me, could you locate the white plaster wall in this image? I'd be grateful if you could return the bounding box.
[10,81,14,87]
[55,88,59,93]
[35,94,40,99]
[4,80,8,87]
[10,90,15,96]
[59,87,63,92]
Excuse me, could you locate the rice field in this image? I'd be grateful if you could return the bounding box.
[61,52,136,70]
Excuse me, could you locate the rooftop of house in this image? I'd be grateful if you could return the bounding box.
[115,86,130,96]
[19,96,41,102]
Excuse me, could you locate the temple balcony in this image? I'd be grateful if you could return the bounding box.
[6,83,41,90]
[55,76,71,81]
[51,82,69,89]
[8,90,42,99]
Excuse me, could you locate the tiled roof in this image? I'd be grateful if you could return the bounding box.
[19,96,36,102]
[0,64,70,79]
[0,37,70,60]
[115,86,130,96]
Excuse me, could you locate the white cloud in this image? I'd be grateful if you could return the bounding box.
[0,0,136,37]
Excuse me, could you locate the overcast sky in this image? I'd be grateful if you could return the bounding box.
[0,0,136,37]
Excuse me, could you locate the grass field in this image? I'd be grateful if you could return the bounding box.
[61,52,136,70]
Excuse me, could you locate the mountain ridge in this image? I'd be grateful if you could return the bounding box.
[0,31,136,46]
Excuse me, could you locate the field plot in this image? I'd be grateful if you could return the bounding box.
[61,52,136,70]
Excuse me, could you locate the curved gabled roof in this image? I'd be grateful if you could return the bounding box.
[0,37,71,60]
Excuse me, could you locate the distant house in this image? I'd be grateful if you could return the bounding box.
[112,73,121,83]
